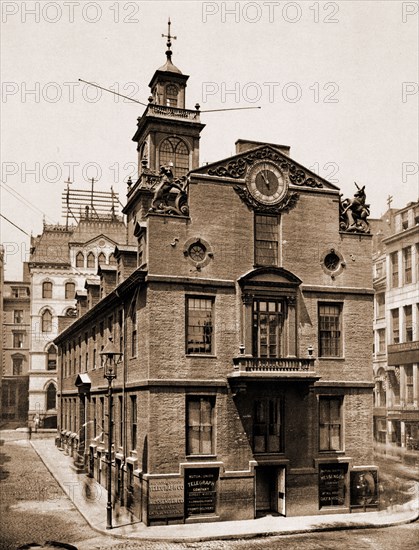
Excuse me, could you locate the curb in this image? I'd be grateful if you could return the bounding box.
[31,440,419,543]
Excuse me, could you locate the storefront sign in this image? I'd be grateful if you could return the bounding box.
[319,464,347,507]
[185,469,218,516]
[148,478,184,519]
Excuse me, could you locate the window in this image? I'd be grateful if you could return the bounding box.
[318,303,343,357]
[92,398,97,438]
[14,310,23,324]
[75,252,84,268]
[87,252,95,268]
[401,210,409,230]
[253,299,284,358]
[13,332,24,348]
[47,345,57,370]
[42,310,53,333]
[404,305,413,342]
[253,398,282,453]
[159,137,189,178]
[375,293,385,319]
[98,252,106,266]
[130,396,137,450]
[131,310,137,357]
[118,395,123,448]
[254,214,279,266]
[377,328,386,354]
[405,366,414,404]
[391,308,400,344]
[390,252,399,288]
[46,383,56,410]
[65,282,76,299]
[166,84,178,106]
[403,247,412,285]
[109,253,117,266]
[319,397,343,451]
[12,287,28,298]
[42,281,53,299]
[186,396,215,455]
[100,397,105,441]
[13,357,23,375]
[186,297,214,354]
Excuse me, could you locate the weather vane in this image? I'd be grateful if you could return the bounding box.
[162,18,176,59]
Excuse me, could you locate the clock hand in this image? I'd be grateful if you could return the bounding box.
[261,171,270,188]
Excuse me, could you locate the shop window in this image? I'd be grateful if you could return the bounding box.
[253,398,282,453]
[318,303,343,357]
[186,297,214,354]
[42,281,53,299]
[159,137,189,178]
[42,310,53,333]
[319,397,343,451]
[186,396,215,455]
[65,282,76,300]
[254,214,279,266]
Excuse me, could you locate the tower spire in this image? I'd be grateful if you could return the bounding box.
[162,18,176,61]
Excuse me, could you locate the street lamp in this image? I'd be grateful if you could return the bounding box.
[100,337,123,529]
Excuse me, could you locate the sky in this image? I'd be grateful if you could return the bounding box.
[1,0,418,280]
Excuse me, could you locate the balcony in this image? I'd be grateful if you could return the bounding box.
[230,356,318,382]
[145,103,201,123]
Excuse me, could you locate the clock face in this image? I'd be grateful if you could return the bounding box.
[246,161,287,205]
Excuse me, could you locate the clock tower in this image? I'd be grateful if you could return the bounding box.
[132,20,205,179]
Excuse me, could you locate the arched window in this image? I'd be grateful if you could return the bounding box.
[47,345,57,370]
[76,252,84,268]
[42,310,53,333]
[98,252,106,266]
[159,137,189,178]
[65,282,75,300]
[42,281,53,299]
[109,253,117,266]
[87,252,95,268]
[166,84,178,107]
[46,383,57,410]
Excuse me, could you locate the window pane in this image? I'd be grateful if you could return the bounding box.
[187,298,213,354]
[319,304,342,357]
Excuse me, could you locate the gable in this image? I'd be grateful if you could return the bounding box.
[239,267,302,288]
[191,144,339,191]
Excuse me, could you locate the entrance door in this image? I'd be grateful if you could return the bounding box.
[255,466,286,517]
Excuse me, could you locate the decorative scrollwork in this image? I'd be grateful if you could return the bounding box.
[234,185,299,214]
[207,146,323,188]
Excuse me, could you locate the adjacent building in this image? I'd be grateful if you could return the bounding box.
[373,201,419,454]
[55,40,378,525]
[28,208,126,428]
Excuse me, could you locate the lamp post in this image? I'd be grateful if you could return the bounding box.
[100,337,123,530]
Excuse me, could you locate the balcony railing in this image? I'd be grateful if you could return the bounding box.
[232,356,315,375]
[145,103,201,122]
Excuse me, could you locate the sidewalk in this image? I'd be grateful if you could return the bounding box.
[31,437,419,543]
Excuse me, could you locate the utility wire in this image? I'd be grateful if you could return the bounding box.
[0,213,30,236]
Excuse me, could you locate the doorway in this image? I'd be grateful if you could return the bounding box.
[255,466,286,517]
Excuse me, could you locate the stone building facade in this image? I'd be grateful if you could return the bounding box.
[372,201,419,455]
[28,213,126,427]
[1,265,31,422]
[55,44,377,524]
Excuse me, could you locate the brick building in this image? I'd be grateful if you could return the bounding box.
[372,201,419,455]
[55,41,377,524]
[1,265,31,422]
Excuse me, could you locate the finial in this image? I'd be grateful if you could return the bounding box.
[162,18,176,61]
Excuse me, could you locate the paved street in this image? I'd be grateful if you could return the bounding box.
[1,430,418,550]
